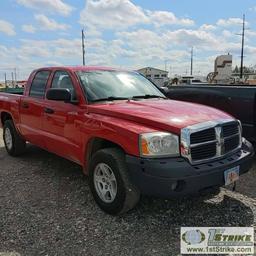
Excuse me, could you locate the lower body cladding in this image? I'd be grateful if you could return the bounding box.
[126,140,254,198]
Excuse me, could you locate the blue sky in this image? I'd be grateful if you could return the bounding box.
[0,0,256,80]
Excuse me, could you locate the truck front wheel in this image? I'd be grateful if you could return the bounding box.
[3,120,26,156]
[89,148,140,215]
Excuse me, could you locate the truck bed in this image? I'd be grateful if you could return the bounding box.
[0,92,22,128]
[0,88,24,95]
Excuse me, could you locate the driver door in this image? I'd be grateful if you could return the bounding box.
[42,70,82,163]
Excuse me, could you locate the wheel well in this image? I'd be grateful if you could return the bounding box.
[85,138,124,171]
[1,112,12,126]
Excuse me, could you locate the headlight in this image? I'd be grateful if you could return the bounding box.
[139,132,180,157]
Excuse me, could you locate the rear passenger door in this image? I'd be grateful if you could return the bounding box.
[42,70,82,163]
[20,70,50,148]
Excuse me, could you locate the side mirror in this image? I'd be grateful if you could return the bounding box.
[46,88,71,102]
[159,87,168,95]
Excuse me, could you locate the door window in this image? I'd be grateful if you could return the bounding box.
[30,71,50,98]
[51,71,76,100]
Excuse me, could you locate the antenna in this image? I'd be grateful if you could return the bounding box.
[82,29,85,66]
[190,47,193,76]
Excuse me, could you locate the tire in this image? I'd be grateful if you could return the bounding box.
[3,120,26,156]
[89,148,140,215]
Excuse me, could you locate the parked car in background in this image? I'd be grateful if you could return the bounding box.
[0,67,254,214]
[166,85,256,143]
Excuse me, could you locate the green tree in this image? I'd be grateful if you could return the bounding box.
[233,65,239,73]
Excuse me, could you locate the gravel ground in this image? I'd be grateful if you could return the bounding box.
[0,129,255,256]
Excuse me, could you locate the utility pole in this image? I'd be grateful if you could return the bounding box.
[164,60,169,72]
[190,47,193,76]
[81,29,85,66]
[14,68,17,86]
[11,72,14,87]
[4,73,7,87]
[240,14,245,79]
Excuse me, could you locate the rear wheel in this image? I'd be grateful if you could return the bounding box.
[89,148,140,215]
[3,120,26,156]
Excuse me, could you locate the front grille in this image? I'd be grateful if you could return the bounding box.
[223,123,239,137]
[191,142,216,161]
[224,136,240,153]
[181,120,241,164]
[190,128,215,144]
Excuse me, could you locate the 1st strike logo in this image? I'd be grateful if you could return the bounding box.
[182,230,206,245]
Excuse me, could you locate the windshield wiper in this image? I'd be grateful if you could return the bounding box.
[131,94,166,99]
[91,95,166,103]
[91,96,129,102]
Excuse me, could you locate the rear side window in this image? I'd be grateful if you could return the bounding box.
[29,71,50,98]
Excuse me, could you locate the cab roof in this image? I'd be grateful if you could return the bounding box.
[36,66,129,72]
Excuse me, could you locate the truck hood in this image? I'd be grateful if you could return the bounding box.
[88,99,233,134]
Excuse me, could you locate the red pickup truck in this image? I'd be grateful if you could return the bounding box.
[0,66,254,214]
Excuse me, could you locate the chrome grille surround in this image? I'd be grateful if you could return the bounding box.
[180,119,242,165]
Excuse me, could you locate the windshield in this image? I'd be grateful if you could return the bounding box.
[76,70,165,102]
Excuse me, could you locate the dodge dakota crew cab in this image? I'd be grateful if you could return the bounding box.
[0,66,254,215]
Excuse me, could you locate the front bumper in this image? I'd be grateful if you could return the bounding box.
[126,140,254,198]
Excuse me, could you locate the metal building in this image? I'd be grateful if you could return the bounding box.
[137,67,169,88]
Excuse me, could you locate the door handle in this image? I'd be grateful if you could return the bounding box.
[44,107,55,114]
[21,102,29,109]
